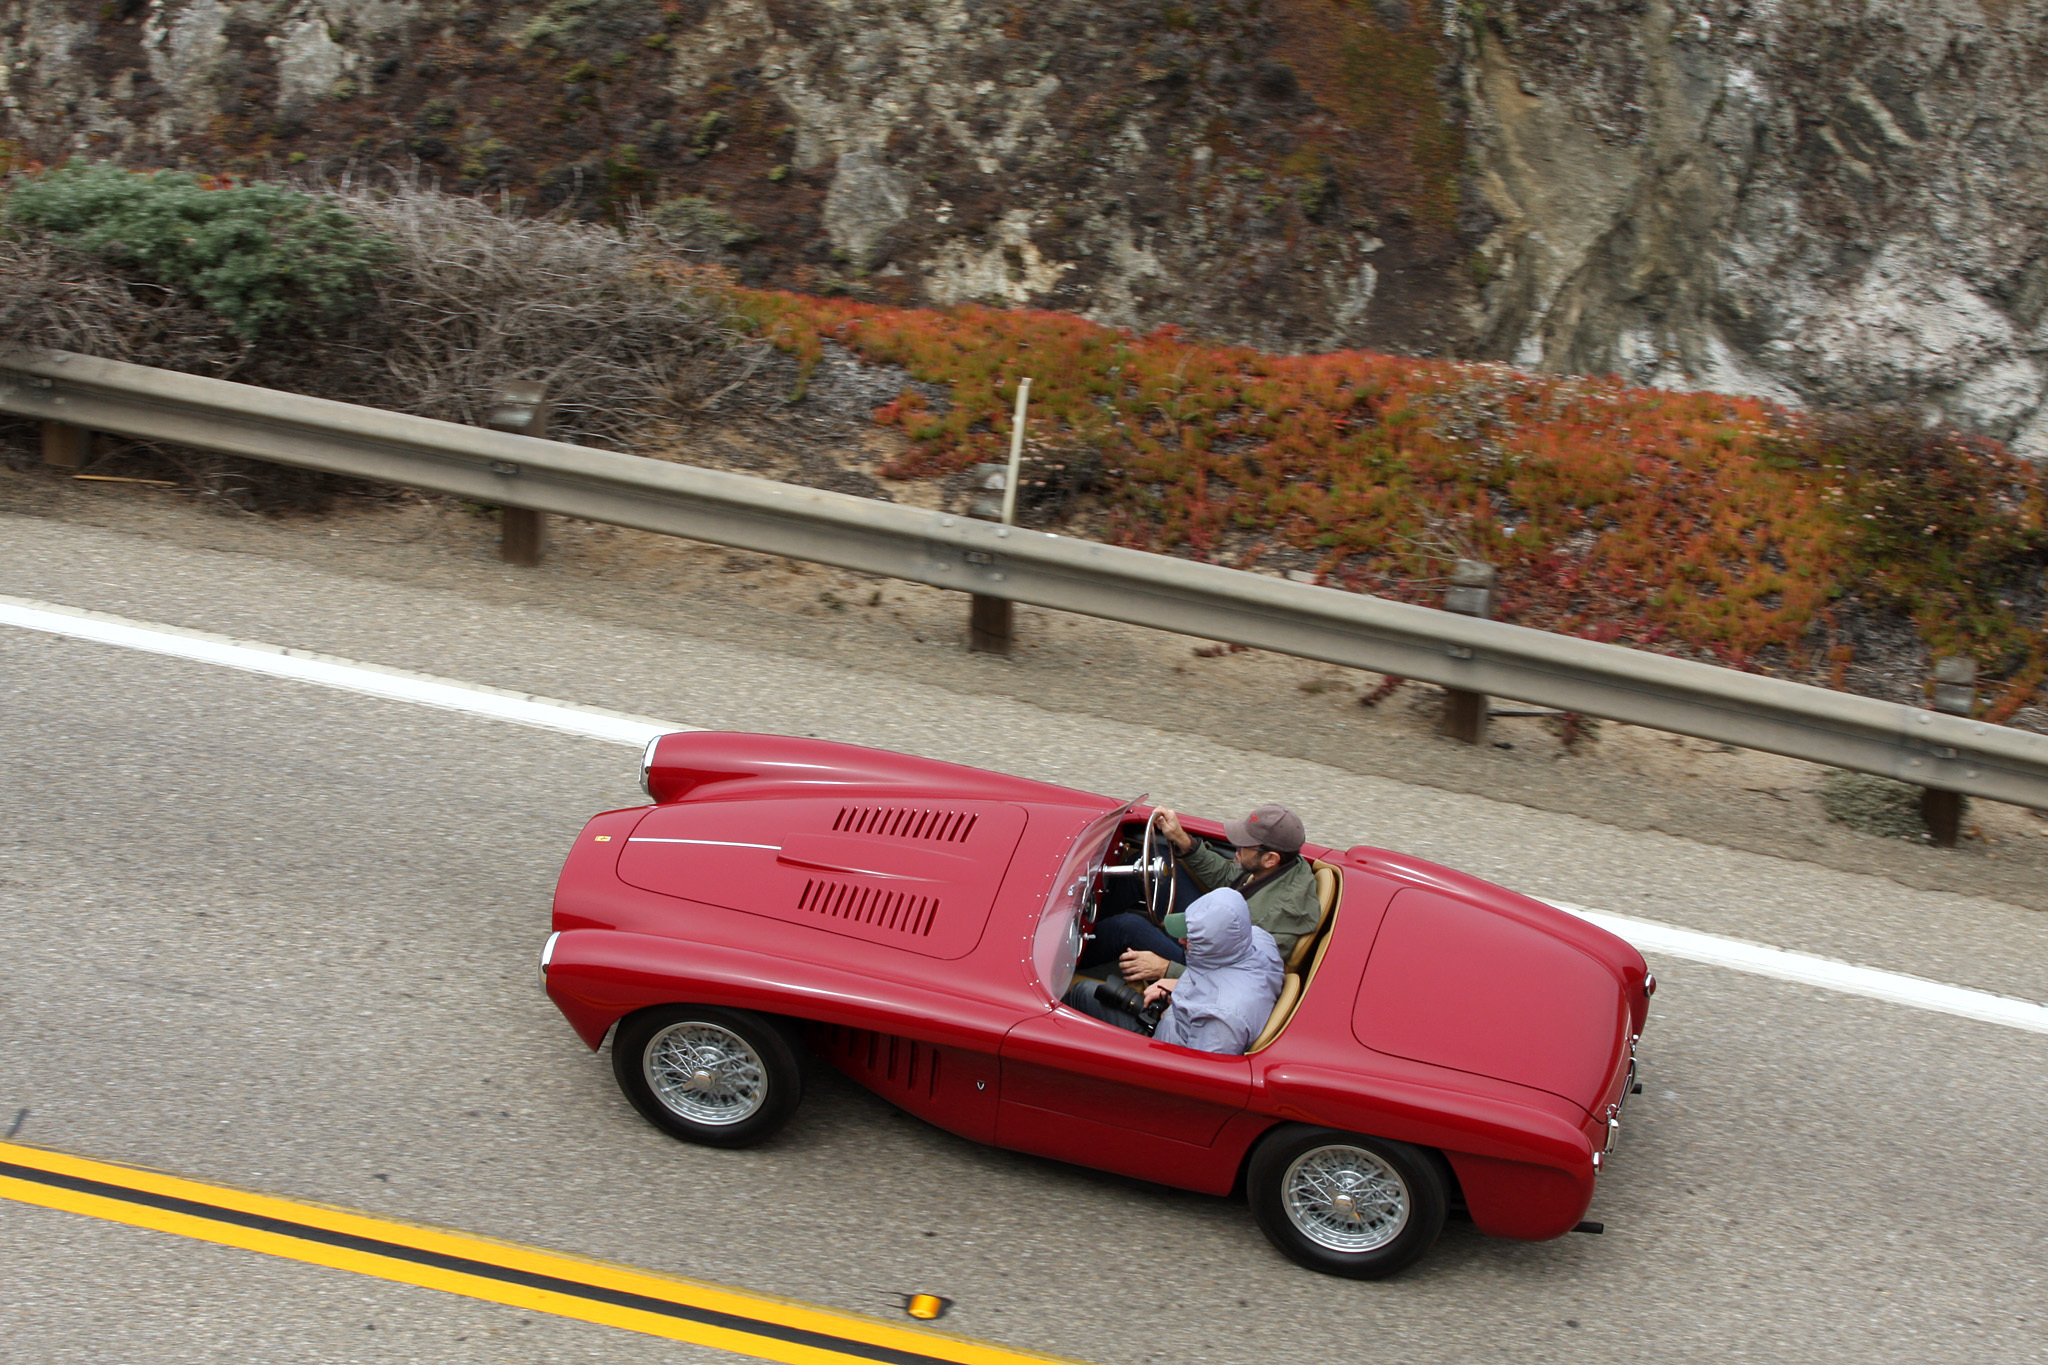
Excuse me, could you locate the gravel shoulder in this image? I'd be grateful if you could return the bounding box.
[4,463,2046,915]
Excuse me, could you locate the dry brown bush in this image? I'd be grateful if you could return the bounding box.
[0,174,760,508]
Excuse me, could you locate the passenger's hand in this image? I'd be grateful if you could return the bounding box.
[1151,808,1194,853]
[1120,949,1171,984]
[1142,978,1176,1008]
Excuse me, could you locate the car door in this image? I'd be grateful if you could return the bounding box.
[996,1007,1251,1189]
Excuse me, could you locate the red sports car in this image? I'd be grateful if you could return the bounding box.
[540,732,1652,1278]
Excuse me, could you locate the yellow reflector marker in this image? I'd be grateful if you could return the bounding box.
[906,1294,951,1321]
[0,1141,1077,1365]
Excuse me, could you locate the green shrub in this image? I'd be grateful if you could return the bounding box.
[1819,410,2048,639]
[1818,770,1934,841]
[4,162,393,339]
[646,194,760,249]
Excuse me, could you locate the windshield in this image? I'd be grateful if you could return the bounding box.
[1032,798,1141,999]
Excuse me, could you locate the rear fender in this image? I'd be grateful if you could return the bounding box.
[1259,1063,1595,1170]
[1444,1151,1595,1240]
[1257,1065,1596,1241]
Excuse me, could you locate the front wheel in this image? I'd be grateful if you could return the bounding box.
[1246,1125,1448,1278]
[612,1005,803,1148]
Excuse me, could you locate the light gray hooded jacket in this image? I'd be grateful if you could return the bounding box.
[1154,888,1285,1055]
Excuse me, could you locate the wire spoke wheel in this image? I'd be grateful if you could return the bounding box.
[1249,1126,1444,1277]
[615,1006,802,1148]
[642,1021,769,1126]
[1282,1144,1412,1253]
[1286,1146,1417,1252]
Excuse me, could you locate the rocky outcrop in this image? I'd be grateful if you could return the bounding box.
[3,0,2045,453]
[1462,0,2048,456]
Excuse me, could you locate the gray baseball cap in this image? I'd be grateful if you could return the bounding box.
[1222,804,1305,854]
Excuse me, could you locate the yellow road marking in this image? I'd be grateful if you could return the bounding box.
[0,1141,1082,1365]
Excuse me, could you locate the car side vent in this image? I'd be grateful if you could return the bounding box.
[797,878,940,937]
[832,806,980,843]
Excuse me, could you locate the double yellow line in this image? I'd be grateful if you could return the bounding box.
[0,1141,1078,1365]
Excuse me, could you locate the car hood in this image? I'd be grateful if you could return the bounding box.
[619,796,1029,960]
[1352,888,1629,1113]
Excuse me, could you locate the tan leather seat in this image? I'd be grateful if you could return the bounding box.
[1250,862,1341,1052]
[1248,973,1303,1053]
[1287,861,1341,972]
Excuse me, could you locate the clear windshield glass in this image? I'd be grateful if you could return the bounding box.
[1033,799,1140,999]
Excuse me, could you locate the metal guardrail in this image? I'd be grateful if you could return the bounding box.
[5,347,2046,812]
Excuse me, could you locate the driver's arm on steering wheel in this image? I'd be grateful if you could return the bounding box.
[1151,808,1197,855]
[1111,810,1199,986]
[1153,808,1235,896]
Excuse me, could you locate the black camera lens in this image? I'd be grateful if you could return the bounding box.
[1094,978,1166,1035]
[1093,979,1146,1014]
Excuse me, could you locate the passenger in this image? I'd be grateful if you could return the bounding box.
[1081,804,1321,986]
[1065,888,1283,1055]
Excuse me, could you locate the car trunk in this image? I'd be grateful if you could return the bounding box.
[1351,888,1630,1114]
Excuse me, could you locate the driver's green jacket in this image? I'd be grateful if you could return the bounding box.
[1164,842,1323,979]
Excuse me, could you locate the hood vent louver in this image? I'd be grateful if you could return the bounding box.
[798,878,940,937]
[832,806,980,844]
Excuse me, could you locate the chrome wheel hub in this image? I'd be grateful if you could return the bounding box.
[643,1021,768,1126]
[1283,1145,1410,1253]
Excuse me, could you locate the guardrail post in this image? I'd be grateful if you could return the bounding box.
[484,382,550,567]
[1921,655,1976,847]
[1440,559,1496,744]
[41,421,90,469]
[969,594,1014,654]
[966,460,1013,656]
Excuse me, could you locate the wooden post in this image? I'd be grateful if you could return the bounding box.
[41,421,90,470]
[1440,558,1496,744]
[969,595,1014,655]
[1442,688,1487,745]
[1920,788,1964,849]
[1921,655,1975,847]
[484,381,550,567]
[500,507,545,567]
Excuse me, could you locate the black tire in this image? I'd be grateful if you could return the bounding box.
[1246,1125,1448,1279]
[611,1005,803,1149]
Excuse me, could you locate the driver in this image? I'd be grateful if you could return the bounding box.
[1079,804,1322,986]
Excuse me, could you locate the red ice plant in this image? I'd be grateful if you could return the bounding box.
[733,290,2048,719]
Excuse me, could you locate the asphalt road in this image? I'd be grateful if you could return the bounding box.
[3,518,2046,1364]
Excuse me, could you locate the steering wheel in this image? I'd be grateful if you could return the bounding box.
[1080,865,1103,932]
[1138,815,1179,926]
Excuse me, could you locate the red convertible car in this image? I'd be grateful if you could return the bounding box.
[541,732,1652,1278]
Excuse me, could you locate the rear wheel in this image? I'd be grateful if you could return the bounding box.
[1246,1125,1447,1278]
[612,1005,802,1148]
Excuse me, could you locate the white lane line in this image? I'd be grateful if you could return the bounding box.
[5,593,2045,1036]
[0,594,682,748]
[1547,901,2048,1036]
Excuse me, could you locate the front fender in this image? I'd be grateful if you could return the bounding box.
[542,928,1029,1053]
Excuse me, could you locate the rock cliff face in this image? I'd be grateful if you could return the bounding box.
[1463,0,2048,458]
[4,0,2045,453]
